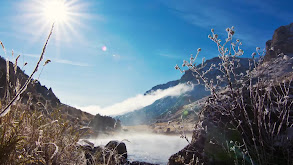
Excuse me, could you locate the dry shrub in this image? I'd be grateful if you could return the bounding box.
[176,27,293,164]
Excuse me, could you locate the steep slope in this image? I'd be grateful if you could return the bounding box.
[0,56,93,126]
[117,57,251,125]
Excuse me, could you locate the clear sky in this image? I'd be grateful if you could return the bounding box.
[0,0,292,115]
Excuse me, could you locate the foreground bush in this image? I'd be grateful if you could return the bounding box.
[172,26,293,164]
[0,105,85,164]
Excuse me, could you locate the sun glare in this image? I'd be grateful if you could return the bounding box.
[42,0,69,23]
[19,0,90,46]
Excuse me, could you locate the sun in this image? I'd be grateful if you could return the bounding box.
[42,0,69,23]
[19,0,90,47]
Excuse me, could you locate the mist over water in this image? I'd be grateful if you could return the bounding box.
[87,133,190,165]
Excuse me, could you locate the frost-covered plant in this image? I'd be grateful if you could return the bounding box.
[0,24,87,164]
[176,27,293,164]
[0,106,85,164]
[0,24,54,117]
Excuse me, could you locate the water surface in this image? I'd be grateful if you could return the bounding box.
[87,133,190,165]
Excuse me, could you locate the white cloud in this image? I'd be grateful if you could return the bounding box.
[157,51,181,59]
[54,59,90,67]
[76,83,193,116]
[23,53,90,67]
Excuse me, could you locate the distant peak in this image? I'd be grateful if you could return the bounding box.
[265,22,293,61]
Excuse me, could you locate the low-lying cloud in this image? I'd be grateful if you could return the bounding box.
[77,83,193,116]
[23,53,90,67]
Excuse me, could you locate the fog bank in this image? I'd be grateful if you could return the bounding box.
[77,83,193,116]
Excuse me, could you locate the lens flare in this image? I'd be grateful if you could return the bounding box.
[102,46,107,51]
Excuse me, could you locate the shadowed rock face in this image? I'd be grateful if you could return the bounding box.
[265,23,293,61]
[0,56,60,106]
[105,141,127,159]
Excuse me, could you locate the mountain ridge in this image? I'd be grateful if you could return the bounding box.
[117,56,251,125]
[0,56,92,126]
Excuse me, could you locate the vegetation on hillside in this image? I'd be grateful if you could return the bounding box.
[90,113,121,135]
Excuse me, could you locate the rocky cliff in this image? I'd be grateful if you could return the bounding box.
[265,23,293,61]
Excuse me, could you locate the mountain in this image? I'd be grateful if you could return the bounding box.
[117,57,251,125]
[0,56,120,132]
[144,80,180,95]
[0,56,94,125]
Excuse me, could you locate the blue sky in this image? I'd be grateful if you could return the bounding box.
[0,0,292,115]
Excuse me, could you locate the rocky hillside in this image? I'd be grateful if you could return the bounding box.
[0,56,121,132]
[0,56,94,125]
[265,23,293,61]
[117,57,251,125]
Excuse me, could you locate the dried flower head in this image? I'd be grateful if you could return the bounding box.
[230,30,235,35]
[0,40,5,50]
[190,56,194,61]
[44,59,51,66]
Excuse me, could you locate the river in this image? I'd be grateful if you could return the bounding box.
[87,133,190,165]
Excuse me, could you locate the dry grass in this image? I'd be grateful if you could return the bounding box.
[0,25,88,164]
[0,106,85,164]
